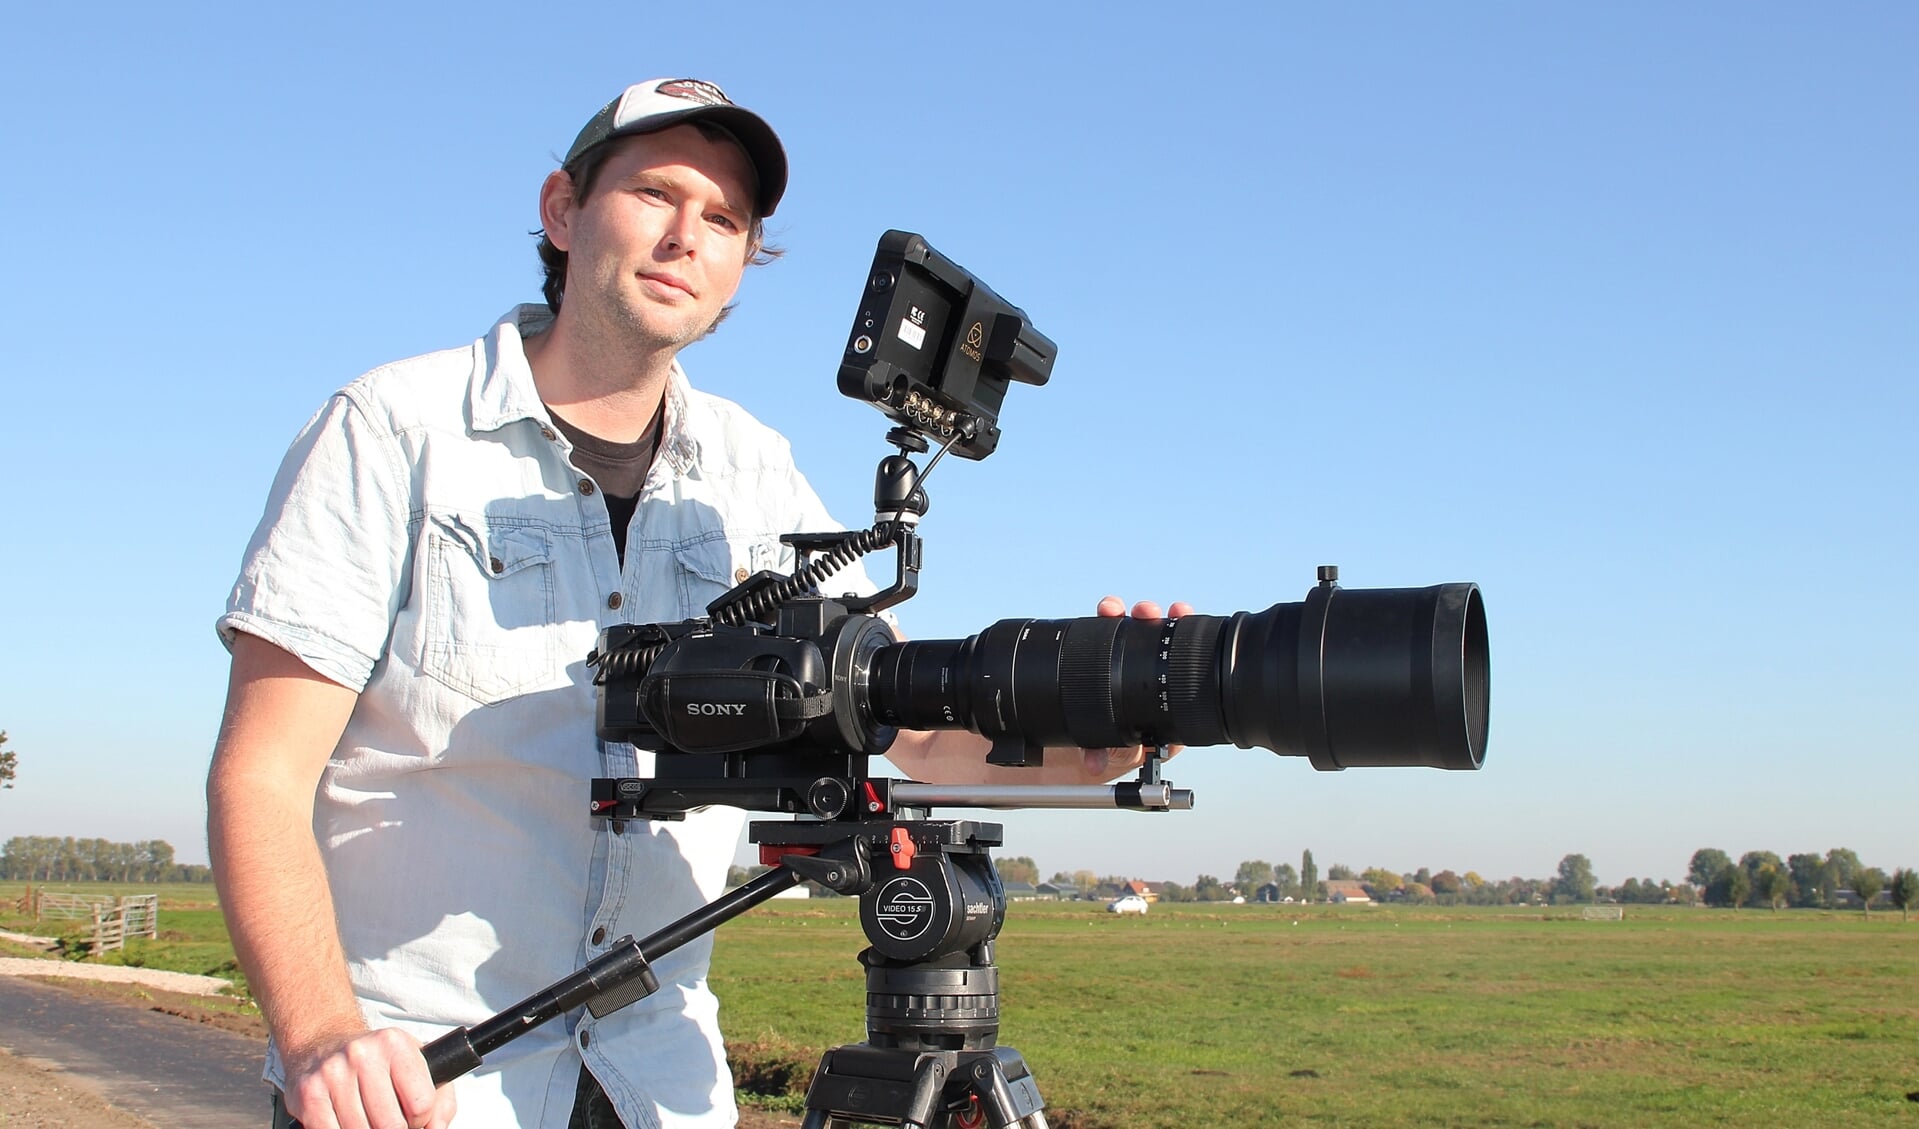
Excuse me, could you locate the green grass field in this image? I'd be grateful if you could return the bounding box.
[711,899,1919,1127]
[6,883,1914,1126]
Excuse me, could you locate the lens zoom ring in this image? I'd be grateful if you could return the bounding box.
[1060,618,1124,745]
[1166,617,1227,746]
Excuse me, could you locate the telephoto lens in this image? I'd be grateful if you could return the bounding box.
[867,573,1487,771]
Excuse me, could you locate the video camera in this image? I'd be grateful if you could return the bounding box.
[587,230,1488,825]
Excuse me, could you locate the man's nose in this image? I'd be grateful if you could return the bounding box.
[661,209,701,256]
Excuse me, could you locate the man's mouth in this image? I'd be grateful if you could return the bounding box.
[639,272,695,297]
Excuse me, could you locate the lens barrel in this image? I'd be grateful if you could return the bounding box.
[868,581,1487,771]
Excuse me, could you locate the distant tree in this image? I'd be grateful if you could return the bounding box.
[1157,881,1194,903]
[1430,870,1463,897]
[1360,867,1404,898]
[1851,868,1886,916]
[1234,859,1275,891]
[1273,862,1300,900]
[1825,849,1863,900]
[1672,882,1697,907]
[1714,863,1751,910]
[1889,869,1919,922]
[1462,871,1485,888]
[0,730,15,789]
[1327,863,1356,881]
[1786,853,1829,908]
[1412,867,1432,887]
[1756,864,1792,912]
[1193,874,1227,901]
[997,856,1040,885]
[1738,851,1785,908]
[1688,848,1732,891]
[1072,869,1099,894]
[1553,854,1597,904]
[1300,850,1318,902]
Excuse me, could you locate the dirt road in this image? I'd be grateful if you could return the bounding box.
[0,974,269,1127]
[0,969,802,1128]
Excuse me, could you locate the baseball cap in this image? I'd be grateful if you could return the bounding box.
[564,78,788,218]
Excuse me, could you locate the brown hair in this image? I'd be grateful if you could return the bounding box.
[535,122,782,316]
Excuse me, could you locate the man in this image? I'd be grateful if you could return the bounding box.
[208,78,1186,1129]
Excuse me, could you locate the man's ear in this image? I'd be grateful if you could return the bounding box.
[539,169,578,252]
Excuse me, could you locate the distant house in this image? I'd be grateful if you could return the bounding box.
[1834,888,1893,909]
[1121,879,1162,903]
[1037,882,1079,901]
[1254,883,1283,903]
[1003,880,1039,901]
[1325,879,1372,904]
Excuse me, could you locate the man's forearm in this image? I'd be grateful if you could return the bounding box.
[208,634,451,1129]
[885,729,1157,787]
[209,762,365,1054]
[207,633,370,1057]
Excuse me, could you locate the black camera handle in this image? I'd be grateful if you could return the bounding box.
[416,863,806,1085]
[282,865,805,1129]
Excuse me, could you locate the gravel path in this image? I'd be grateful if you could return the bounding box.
[0,932,234,997]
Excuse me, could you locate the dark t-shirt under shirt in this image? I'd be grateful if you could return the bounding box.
[547,407,662,567]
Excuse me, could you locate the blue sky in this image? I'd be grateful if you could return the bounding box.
[1,4,1912,888]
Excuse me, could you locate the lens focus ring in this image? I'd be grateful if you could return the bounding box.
[1165,617,1228,747]
[1059,617,1125,747]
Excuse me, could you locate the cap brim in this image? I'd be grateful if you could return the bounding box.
[575,105,788,218]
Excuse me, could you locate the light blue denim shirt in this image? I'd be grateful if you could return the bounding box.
[220,305,880,1128]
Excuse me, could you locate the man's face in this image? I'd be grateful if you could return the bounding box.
[545,125,758,352]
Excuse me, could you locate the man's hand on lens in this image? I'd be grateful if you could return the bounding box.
[1082,596,1197,777]
[283,1026,455,1129]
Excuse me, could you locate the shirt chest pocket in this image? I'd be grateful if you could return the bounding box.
[421,515,562,704]
[672,534,786,620]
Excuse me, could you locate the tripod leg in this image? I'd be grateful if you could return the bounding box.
[1019,1112,1050,1129]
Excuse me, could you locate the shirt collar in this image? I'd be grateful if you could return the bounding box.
[468,305,555,434]
[468,305,699,472]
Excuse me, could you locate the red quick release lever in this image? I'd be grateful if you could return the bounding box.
[888,827,917,871]
[862,781,885,815]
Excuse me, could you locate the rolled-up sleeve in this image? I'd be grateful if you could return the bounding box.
[218,390,412,691]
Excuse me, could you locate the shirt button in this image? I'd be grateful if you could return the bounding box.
[734,567,749,582]
[592,927,606,945]
[579,1030,592,1049]
[578,478,596,496]
[540,426,557,440]
[607,592,623,610]
[489,557,504,575]
[610,820,625,834]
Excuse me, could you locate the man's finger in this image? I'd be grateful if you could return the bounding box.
[1096,595,1126,617]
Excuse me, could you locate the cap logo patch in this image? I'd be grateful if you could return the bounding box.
[658,79,731,107]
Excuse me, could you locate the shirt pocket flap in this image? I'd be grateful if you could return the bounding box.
[672,537,740,587]
[484,525,551,578]
[420,514,559,703]
[671,535,783,618]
